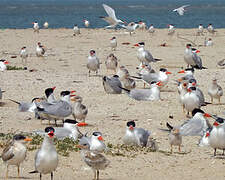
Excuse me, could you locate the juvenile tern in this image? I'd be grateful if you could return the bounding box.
[105,53,118,74]
[208,78,223,104]
[30,127,58,180]
[1,135,32,178]
[123,121,150,147]
[116,65,130,81]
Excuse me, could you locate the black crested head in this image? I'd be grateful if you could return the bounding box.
[127,120,136,127]
[93,132,102,136]
[13,134,26,141]
[191,48,197,51]
[190,86,196,91]
[216,117,224,124]
[150,81,157,84]
[138,42,145,46]
[0,59,6,62]
[186,43,192,47]
[103,76,107,81]
[113,75,119,78]
[90,50,95,54]
[159,68,167,72]
[64,119,78,124]
[45,127,55,133]
[189,79,196,83]
[60,91,70,97]
[192,108,204,116]
[31,97,41,102]
[45,87,55,98]
[112,37,116,39]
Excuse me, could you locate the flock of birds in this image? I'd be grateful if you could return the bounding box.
[0,3,225,180]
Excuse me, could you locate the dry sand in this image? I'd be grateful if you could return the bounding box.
[0,28,225,180]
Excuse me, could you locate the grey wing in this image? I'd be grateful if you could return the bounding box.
[108,78,122,93]
[136,128,150,147]
[129,89,151,101]
[54,128,72,139]
[79,136,91,146]
[196,88,205,104]
[142,73,159,84]
[100,16,116,25]
[218,85,223,96]
[84,151,110,168]
[19,102,33,112]
[192,53,201,67]
[180,117,206,136]
[196,56,202,69]
[2,142,14,161]
[39,101,72,117]
[144,51,154,62]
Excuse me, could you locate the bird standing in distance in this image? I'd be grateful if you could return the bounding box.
[20,46,28,65]
[208,78,223,104]
[87,50,100,76]
[83,19,89,27]
[73,24,80,36]
[36,42,46,57]
[197,24,204,36]
[32,21,39,33]
[166,122,182,153]
[43,22,49,29]
[110,36,117,51]
[148,24,155,35]
[105,53,118,74]
[1,134,32,179]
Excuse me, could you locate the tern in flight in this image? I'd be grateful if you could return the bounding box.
[173,5,190,16]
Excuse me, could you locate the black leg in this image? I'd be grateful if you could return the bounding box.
[97,170,99,180]
[214,148,217,156]
[40,173,42,180]
[223,149,225,156]
[51,172,53,180]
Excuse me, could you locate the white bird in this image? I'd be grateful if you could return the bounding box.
[120,81,162,101]
[1,135,32,179]
[34,119,82,141]
[43,22,49,29]
[148,24,155,34]
[103,75,122,94]
[87,50,100,76]
[207,24,216,34]
[173,5,190,16]
[138,20,147,30]
[208,116,225,156]
[79,132,106,152]
[78,140,110,180]
[119,22,139,35]
[134,42,161,64]
[0,59,9,71]
[20,46,28,65]
[36,42,46,57]
[197,24,204,36]
[205,38,213,46]
[105,53,118,74]
[83,19,89,27]
[100,4,125,28]
[110,36,117,50]
[167,24,175,35]
[208,78,223,104]
[123,121,150,147]
[30,127,58,180]
[71,96,88,126]
[73,24,80,36]
[32,21,39,33]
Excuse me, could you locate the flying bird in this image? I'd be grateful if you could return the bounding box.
[173,5,190,16]
[100,4,125,28]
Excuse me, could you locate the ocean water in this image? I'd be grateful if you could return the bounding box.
[0,0,225,29]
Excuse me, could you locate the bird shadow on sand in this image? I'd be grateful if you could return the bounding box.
[0,102,7,107]
[158,149,191,156]
[0,176,32,179]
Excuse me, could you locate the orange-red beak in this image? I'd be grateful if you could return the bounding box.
[178,70,185,74]
[206,132,210,137]
[129,125,134,130]
[4,61,9,64]
[48,131,54,138]
[213,121,219,127]
[187,88,191,92]
[196,50,200,53]
[166,71,172,75]
[98,136,103,141]
[52,86,56,90]
[156,81,163,86]
[134,44,139,47]
[204,113,211,118]
[24,138,32,142]
[192,82,196,86]
[77,122,88,127]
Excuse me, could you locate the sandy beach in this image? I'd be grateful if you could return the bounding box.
[1,28,225,180]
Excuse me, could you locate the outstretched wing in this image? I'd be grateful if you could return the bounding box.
[181,4,190,9]
[103,4,117,21]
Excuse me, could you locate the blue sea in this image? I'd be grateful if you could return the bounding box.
[0,0,225,29]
